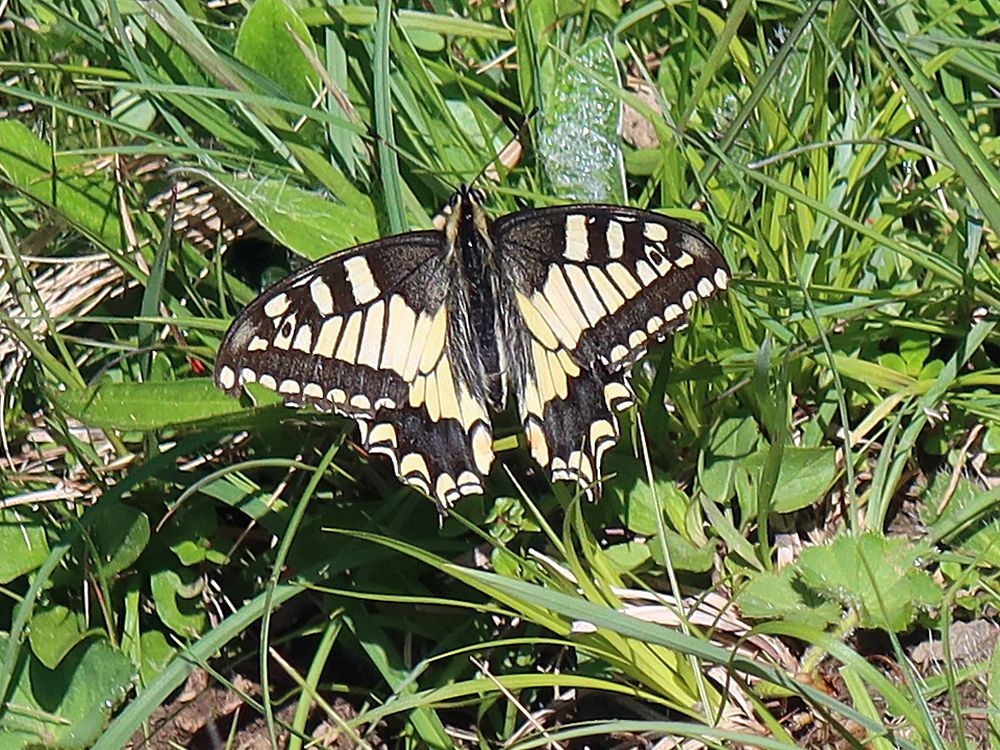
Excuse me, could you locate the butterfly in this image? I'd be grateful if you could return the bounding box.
[214,186,730,506]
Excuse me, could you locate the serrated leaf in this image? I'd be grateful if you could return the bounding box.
[738,567,842,629]
[0,509,49,584]
[798,533,942,631]
[55,379,245,431]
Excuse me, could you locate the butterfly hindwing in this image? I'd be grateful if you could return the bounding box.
[214,231,494,506]
[493,204,730,496]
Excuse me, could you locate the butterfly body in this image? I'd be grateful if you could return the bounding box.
[215,186,730,506]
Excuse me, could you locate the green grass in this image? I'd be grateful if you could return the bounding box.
[1,0,1000,748]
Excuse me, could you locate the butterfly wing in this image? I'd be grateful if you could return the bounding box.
[214,232,494,506]
[493,204,730,497]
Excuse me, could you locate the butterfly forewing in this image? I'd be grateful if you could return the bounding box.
[214,230,495,505]
[493,204,730,497]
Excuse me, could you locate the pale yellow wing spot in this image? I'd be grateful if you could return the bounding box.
[555,348,580,379]
[525,418,550,467]
[263,293,290,318]
[399,452,431,493]
[291,324,313,353]
[309,277,334,315]
[564,265,606,324]
[314,316,343,357]
[643,222,669,242]
[356,299,385,369]
[551,350,572,399]
[531,340,556,405]
[458,389,486,431]
[433,358,462,422]
[368,422,398,448]
[272,314,295,350]
[335,310,363,363]
[586,267,625,315]
[402,311,434,380]
[522,290,577,350]
[435,474,458,505]
[515,290,560,350]
[418,307,449,375]
[521,378,544,420]
[381,295,416,372]
[424,368,440,422]
[606,220,625,258]
[470,422,494,475]
[563,213,590,261]
[635,259,658,286]
[541,267,588,341]
[606,262,641,298]
[409,373,426,408]
[248,336,269,352]
[343,255,380,305]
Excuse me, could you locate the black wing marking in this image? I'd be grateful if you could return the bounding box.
[493,204,729,496]
[214,232,494,506]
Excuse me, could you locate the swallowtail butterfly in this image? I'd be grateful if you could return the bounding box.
[214,187,730,506]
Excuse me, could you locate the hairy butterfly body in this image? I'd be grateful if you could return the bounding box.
[214,187,730,506]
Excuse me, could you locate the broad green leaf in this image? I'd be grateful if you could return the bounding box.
[604,455,692,538]
[648,528,715,573]
[0,509,49,584]
[798,534,942,631]
[151,567,206,637]
[744,446,838,513]
[0,120,124,247]
[138,631,177,688]
[0,636,133,750]
[738,567,841,630]
[603,541,652,572]
[55,379,245,431]
[88,500,150,579]
[699,417,761,505]
[235,0,319,113]
[28,606,98,671]
[176,169,378,261]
